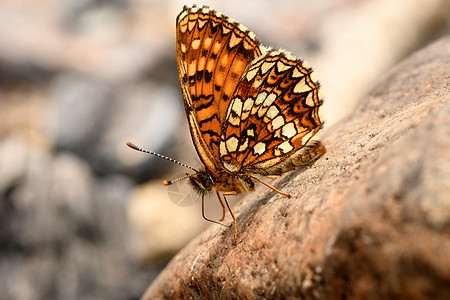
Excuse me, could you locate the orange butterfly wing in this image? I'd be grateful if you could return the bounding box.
[218,51,324,175]
[176,5,264,178]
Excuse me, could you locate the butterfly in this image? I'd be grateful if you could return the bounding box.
[127,5,326,243]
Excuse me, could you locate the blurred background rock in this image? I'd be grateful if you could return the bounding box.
[0,0,448,299]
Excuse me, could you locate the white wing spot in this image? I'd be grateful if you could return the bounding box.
[258,93,276,117]
[253,142,266,156]
[226,136,239,152]
[305,92,315,107]
[243,97,254,111]
[255,91,267,105]
[220,141,227,156]
[266,105,279,119]
[282,122,297,138]
[246,67,258,81]
[271,115,285,130]
[262,93,277,107]
[231,97,243,115]
[276,61,291,73]
[301,131,314,146]
[241,97,254,120]
[294,77,309,93]
[292,67,304,78]
[277,140,294,153]
[227,97,243,126]
[260,61,275,75]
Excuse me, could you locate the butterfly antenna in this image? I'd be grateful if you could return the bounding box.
[126,141,198,172]
[163,173,191,186]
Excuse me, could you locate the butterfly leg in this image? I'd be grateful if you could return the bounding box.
[251,176,292,198]
[201,193,229,227]
[215,191,226,222]
[222,192,238,244]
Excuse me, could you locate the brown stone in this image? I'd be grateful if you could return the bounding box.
[142,36,450,300]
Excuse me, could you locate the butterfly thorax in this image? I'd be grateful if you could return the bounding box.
[189,168,255,195]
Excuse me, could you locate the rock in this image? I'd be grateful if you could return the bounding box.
[142,36,450,300]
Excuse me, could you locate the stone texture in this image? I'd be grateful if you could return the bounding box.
[142,36,450,300]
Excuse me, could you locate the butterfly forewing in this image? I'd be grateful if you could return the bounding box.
[176,6,264,176]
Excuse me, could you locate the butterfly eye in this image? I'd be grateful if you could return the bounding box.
[188,172,214,194]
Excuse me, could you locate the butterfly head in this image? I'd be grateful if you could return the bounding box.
[188,170,214,195]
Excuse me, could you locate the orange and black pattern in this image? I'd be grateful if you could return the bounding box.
[176,5,325,193]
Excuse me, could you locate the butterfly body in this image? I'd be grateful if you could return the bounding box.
[189,168,255,195]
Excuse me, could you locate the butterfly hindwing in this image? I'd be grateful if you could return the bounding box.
[219,51,324,174]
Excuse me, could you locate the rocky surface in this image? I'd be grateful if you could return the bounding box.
[143,36,450,300]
